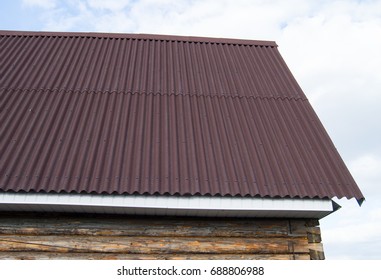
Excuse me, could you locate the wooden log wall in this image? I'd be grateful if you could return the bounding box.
[0,212,324,260]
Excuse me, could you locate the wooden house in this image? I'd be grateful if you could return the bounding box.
[0,30,364,260]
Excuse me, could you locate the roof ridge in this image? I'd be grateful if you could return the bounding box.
[1,87,306,101]
[0,30,277,47]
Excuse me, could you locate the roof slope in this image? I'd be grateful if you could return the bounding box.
[0,30,364,203]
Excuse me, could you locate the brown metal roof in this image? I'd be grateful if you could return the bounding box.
[0,30,364,203]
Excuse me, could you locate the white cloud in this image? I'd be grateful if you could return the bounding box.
[277,2,381,162]
[350,155,381,180]
[320,154,381,259]
[324,217,381,245]
[320,196,381,259]
[22,0,57,9]
[86,0,131,11]
[349,155,381,197]
[280,11,381,105]
[40,1,93,31]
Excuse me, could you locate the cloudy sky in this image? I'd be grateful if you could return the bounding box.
[1,0,380,259]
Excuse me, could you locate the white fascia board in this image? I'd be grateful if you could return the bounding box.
[0,193,336,218]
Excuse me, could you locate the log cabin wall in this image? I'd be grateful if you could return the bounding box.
[0,212,324,260]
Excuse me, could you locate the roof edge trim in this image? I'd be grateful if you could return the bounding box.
[0,30,277,47]
[0,193,334,218]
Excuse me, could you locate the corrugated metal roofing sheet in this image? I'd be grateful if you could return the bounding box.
[0,30,364,203]
[0,31,300,99]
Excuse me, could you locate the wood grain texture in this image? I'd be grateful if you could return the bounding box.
[0,235,309,254]
[0,252,311,260]
[306,219,325,260]
[0,212,323,260]
[0,214,300,237]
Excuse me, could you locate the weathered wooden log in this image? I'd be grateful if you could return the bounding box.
[307,232,322,243]
[0,252,311,260]
[308,243,325,260]
[305,219,320,227]
[0,235,309,254]
[0,214,308,238]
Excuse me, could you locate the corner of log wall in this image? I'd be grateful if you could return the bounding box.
[306,219,325,260]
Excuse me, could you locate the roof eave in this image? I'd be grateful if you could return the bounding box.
[0,192,335,219]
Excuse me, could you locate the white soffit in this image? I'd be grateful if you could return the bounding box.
[0,193,336,218]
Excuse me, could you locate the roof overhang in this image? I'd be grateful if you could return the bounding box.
[0,192,337,218]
